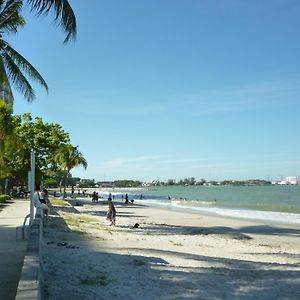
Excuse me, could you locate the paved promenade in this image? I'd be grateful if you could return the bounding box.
[0,199,30,300]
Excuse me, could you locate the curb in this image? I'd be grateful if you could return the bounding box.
[15,218,44,300]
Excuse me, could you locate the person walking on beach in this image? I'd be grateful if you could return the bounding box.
[92,191,97,202]
[125,193,129,204]
[107,197,116,226]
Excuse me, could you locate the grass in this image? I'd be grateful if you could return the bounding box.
[50,198,70,207]
[64,214,99,228]
[80,273,109,286]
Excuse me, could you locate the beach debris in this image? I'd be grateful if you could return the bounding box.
[232,234,252,240]
[55,241,79,248]
[66,245,78,249]
[57,241,67,246]
[46,241,56,245]
[130,223,140,229]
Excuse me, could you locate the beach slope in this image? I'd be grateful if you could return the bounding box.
[42,199,300,299]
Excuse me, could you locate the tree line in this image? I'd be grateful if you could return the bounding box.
[0,103,87,195]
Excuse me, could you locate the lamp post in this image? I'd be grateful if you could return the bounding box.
[29,149,35,225]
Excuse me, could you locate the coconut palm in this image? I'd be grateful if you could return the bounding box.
[55,144,87,197]
[0,0,48,103]
[27,0,77,44]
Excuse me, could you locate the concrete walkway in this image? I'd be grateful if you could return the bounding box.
[0,199,30,300]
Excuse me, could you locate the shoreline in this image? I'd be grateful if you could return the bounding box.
[56,186,300,225]
[118,199,300,227]
[43,197,300,299]
[167,204,300,226]
[59,191,300,226]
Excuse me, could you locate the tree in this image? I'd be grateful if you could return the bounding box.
[167,179,175,186]
[0,99,13,148]
[0,113,71,190]
[15,113,70,176]
[67,176,80,187]
[27,0,76,44]
[0,0,48,103]
[0,99,19,193]
[55,144,87,197]
[79,179,95,188]
[113,180,142,188]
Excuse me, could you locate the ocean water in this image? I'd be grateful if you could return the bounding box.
[96,185,300,225]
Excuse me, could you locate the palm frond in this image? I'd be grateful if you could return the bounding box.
[0,55,14,103]
[0,0,24,34]
[2,51,35,102]
[27,0,76,43]
[55,144,88,172]
[5,43,48,92]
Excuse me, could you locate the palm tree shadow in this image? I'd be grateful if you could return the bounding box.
[135,222,300,241]
[43,204,300,299]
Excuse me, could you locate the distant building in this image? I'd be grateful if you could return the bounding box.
[97,181,113,188]
[272,176,298,185]
[286,176,298,185]
[277,180,287,185]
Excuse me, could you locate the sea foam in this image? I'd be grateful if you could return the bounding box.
[137,198,300,225]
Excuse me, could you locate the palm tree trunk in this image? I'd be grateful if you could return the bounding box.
[0,179,3,194]
[59,176,63,196]
[63,169,69,199]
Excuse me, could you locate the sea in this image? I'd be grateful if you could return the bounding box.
[95,185,300,225]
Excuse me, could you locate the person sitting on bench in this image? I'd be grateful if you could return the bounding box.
[33,187,49,218]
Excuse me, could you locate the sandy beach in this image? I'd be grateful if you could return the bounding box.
[42,198,300,299]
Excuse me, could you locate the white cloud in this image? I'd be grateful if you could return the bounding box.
[177,79,300,115]
[102,155,169,169]
[101,154,230,175]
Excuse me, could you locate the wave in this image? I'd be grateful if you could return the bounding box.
[171,199,216,206]
[137,198,300,225]
[94,188,300,225]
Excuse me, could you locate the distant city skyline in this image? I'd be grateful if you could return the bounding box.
[11,1,300,182]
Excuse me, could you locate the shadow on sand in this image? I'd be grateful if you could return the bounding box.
[40,202,300,299]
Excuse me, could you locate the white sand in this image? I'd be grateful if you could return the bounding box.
[43,198,300,299]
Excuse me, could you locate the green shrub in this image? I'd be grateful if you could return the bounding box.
[0,194,11,203]
[44,178,59,188]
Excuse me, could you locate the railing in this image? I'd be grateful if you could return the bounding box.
[16,213,30,240]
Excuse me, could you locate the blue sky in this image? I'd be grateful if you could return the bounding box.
[9,0,300,181]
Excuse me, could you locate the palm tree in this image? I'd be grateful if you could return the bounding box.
[0,0,48,103]
[27,0,77,44]
[55,144,87,197]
